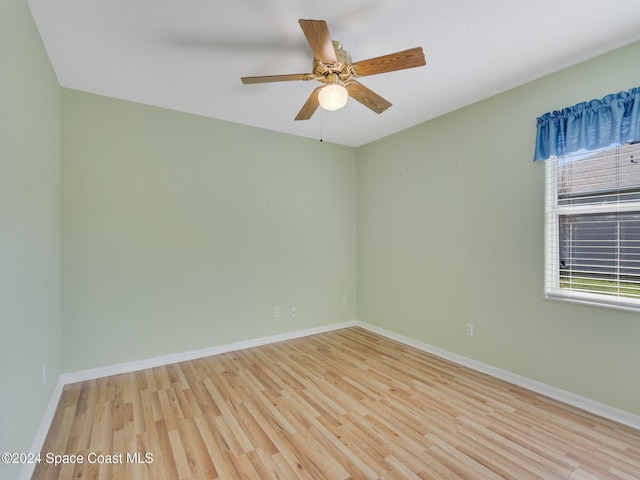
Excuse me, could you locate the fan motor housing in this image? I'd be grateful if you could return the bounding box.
[312,41,353,81]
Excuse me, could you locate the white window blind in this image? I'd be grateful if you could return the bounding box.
[545,141,640,310]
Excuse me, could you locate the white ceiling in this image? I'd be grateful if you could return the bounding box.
[27,0,640,147]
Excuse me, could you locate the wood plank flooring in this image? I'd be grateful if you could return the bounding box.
[32,327,640,479]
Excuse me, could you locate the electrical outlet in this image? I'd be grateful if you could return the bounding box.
[465,323,474,337]
[273,306,280,318]
[290,306,297,318]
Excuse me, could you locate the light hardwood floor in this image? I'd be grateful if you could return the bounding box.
[32,327,640,479]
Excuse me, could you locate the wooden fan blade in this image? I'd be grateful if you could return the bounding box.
[350,47,426,77]
[298,19,337,64]
[241,73,314,84]
[295,86,324,120]
[345,80,392,114]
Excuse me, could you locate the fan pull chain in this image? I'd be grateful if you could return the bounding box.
[320,108,324,142]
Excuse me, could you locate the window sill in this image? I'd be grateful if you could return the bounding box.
[545,290,640,313]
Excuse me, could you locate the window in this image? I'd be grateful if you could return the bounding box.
[545,141,640,311]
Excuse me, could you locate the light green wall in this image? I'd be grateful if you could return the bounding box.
[61,90,357,371]
[0,0,62,477]
[357,41,640,415]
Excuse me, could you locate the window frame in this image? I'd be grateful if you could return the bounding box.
[544,144,640,312]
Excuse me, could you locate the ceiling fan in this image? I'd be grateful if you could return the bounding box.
[241,19,426,120]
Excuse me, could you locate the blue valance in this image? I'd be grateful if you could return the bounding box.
[534,86,640,161]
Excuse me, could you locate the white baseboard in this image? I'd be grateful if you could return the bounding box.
[23,318,639,479]
[19,378,65,480]
[355,320,640,431]
[60,321,357,385]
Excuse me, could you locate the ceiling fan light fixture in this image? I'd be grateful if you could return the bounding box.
[241,19,426,120]
[318,83,348,111]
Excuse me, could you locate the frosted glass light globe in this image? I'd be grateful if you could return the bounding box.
[318,84,348,111]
